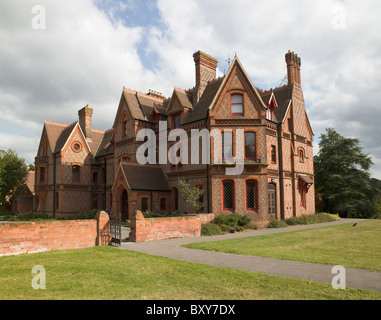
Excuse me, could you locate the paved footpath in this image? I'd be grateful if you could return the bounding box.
[119,219,381,293]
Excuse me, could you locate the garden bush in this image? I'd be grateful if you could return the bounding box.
[201,223,223,236]
[212,213,252,228]
[1,211,52,221]
[268,219,288,228]
[285,213,339,225]
[77,209,99,219]
[143,210,182,218]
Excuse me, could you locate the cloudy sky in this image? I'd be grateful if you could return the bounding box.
[1,0,381,178]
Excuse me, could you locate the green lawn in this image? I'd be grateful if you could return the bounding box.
[184,220,381,271]
[0,246,380,300]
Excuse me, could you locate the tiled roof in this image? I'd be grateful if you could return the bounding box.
[53,121,77,153]
[45,120,106,156]
[182,78,224,125]
[121,164,171,192]
[95,129,114,158]
[260,85,293,124]
[44,121,67,153]
[174,87,192,110]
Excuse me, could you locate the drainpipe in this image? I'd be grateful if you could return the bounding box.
[53,152,56,218]
[277,124,285,220]
[104,157,107,210]
[206,111,210,213]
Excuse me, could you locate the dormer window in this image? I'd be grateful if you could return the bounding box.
[267,107,274,121]
[231,94,243,115]
[266,96,277,121]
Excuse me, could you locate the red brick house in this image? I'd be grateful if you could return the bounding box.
[34,50,314,224]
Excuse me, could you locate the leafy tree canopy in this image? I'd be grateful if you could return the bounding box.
[314,128,376,218]
[178,179,205,214]
[0,149,29,207]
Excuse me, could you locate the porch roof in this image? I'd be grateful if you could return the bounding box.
[121,164,171,192]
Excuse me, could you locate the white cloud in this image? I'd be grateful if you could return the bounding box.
[1,0,381,178]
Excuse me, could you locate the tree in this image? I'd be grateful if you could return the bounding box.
[314,128,375,218]
[178,179,205,214]
[0,149,29,208]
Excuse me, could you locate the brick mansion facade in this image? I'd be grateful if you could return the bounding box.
[34,50,315,225]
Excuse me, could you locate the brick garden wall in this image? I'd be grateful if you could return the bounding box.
[0,211,111,256]
[129,211,215,242]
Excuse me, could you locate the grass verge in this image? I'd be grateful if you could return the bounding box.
[184,220,381,271]
[0,246,380,300]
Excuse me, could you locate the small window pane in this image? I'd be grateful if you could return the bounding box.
[247,181,256,209]
[232,95,243,103]
[141,198,148,212]
[231,94,243,114]
[223,181,234,210]
[232,104,243,114]
[222,132,233,159]
[245,132,256,159]
[72,165,80,181]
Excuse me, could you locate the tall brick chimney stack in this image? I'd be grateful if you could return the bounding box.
[78,105,93,141]
[193,51,218,103]
[285,51,301,86]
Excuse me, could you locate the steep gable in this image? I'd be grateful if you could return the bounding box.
[209,57,266,120]
[166,87,192,115]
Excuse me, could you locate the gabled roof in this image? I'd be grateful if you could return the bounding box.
[95,128,114,158]
[174,87,192,110]
[166,87,193,116]
[115,88,168,125]
[44,120,105,156]
[118,164,171,192]
[44,121,68,153]
[211,56,267,112]
[272,85,293,124]
[54,121,78,153]
[260,85,293,124]
[182,77,224,125]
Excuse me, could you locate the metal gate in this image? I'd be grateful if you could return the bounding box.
[110,213,122,246]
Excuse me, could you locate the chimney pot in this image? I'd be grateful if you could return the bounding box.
[193,51,218,103]
[78,105,93,140]
[285,51,302,86]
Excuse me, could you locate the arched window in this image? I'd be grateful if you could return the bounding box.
[298,148,305,162]
[246,180,258,210]
[268,183,276,215]
[231,94,243,115]
[222,180,234,211]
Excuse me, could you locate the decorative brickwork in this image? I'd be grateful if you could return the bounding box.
[32,50,315,228]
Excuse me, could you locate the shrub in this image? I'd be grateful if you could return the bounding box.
[285,213,339,225]
[268,219,288,228]
[6,212,52,221]
[143,210,182,218]
[77,209,99,219]
[212,213,252,228]
[201,223,223,236]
